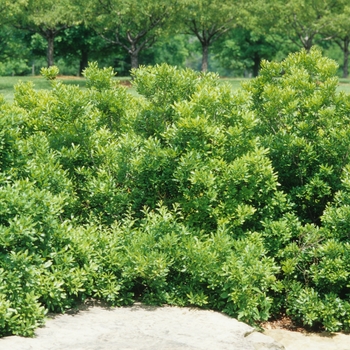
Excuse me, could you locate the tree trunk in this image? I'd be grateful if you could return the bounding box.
[252,53,261,77]
[130,51,139,69]
[47,34,55,67]
[201,43,209,72]
[79,48,89,76]
[301,35,313,52]
[343,36,349,79]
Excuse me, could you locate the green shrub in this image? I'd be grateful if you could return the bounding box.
[131,64,219,137]
[1,53,350,335]
[129,64,289,232]
[243,48,350,224]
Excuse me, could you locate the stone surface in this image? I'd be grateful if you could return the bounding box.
[263,328,350,350]
[0,303,284,350]
[246,331,286,350]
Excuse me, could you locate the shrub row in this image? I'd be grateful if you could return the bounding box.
[1,49,350,336]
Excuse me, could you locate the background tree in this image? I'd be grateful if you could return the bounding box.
[85,0,177,69]
[141,34,192,68]
[0,0,27,23]
[327,4,350,77]
[180,0,246,72]
[55,25,115,75]
[213,27,283,77]
[272,0,345,51]
[0,27,33,75]
[0,0,31,74]
[13,0,80,67]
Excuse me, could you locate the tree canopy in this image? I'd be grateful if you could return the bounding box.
[179,0,247,72]
[0,0,350,76]
[271,0,346,51]
[12,0,80,67]
[85,0,176,69]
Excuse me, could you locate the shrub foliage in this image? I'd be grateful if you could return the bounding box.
[1,49,350,336]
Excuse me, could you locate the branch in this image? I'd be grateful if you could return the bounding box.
[98,0,113,13]
[187,15,236,46]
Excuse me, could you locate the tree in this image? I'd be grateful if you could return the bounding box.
[13,0,80,67]
[141,34,191,68]
[272,0,345,52]
[0,0,32,75]
[335,36,350,78]
[213,27,283,77]
[328,4,350,77]
[0,26,32,75]
[0,0,27,24]
[180,0,246,72]
[85,0,176,69]
[55,25,110,75]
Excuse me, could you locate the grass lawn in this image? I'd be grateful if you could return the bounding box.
[0,76,51,102]
[338,78,350,93]
[1,76,350,103]
[223,77,350,94]
[219,77,249,90]
[0,76,133,102]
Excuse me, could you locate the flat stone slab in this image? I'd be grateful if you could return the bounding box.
[263,328,350,350]
[0,303,284,350]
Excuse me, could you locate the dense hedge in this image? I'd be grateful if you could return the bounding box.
[1,49,350,336]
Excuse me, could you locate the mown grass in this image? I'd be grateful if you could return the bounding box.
[338,78,350,93]
[0,76,50,102]
[0,76,133,102]
[220,77,250,90]
[222,77,350,94]
[1,76,350,102]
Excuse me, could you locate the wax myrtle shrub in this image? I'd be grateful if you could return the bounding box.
[268,218,350,331]
[242,48,350,225]
[0,121,87,336]
[131,64,219,138]
[0,62,287,335]
[322,164,350,241]
[13,63,138,224]
[131,64,290,232]
[0,98,30,176]
[2,51,350,336]
[242,49,350,331]
[0,147,133,335]
[0,66,137,336]
[0,182,134,336]
[114,64,288,323]
[106,204,279,326]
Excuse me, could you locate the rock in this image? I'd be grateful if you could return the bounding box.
[263,328,350,350]
[245,331,286,350]
[0,303,285,350]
